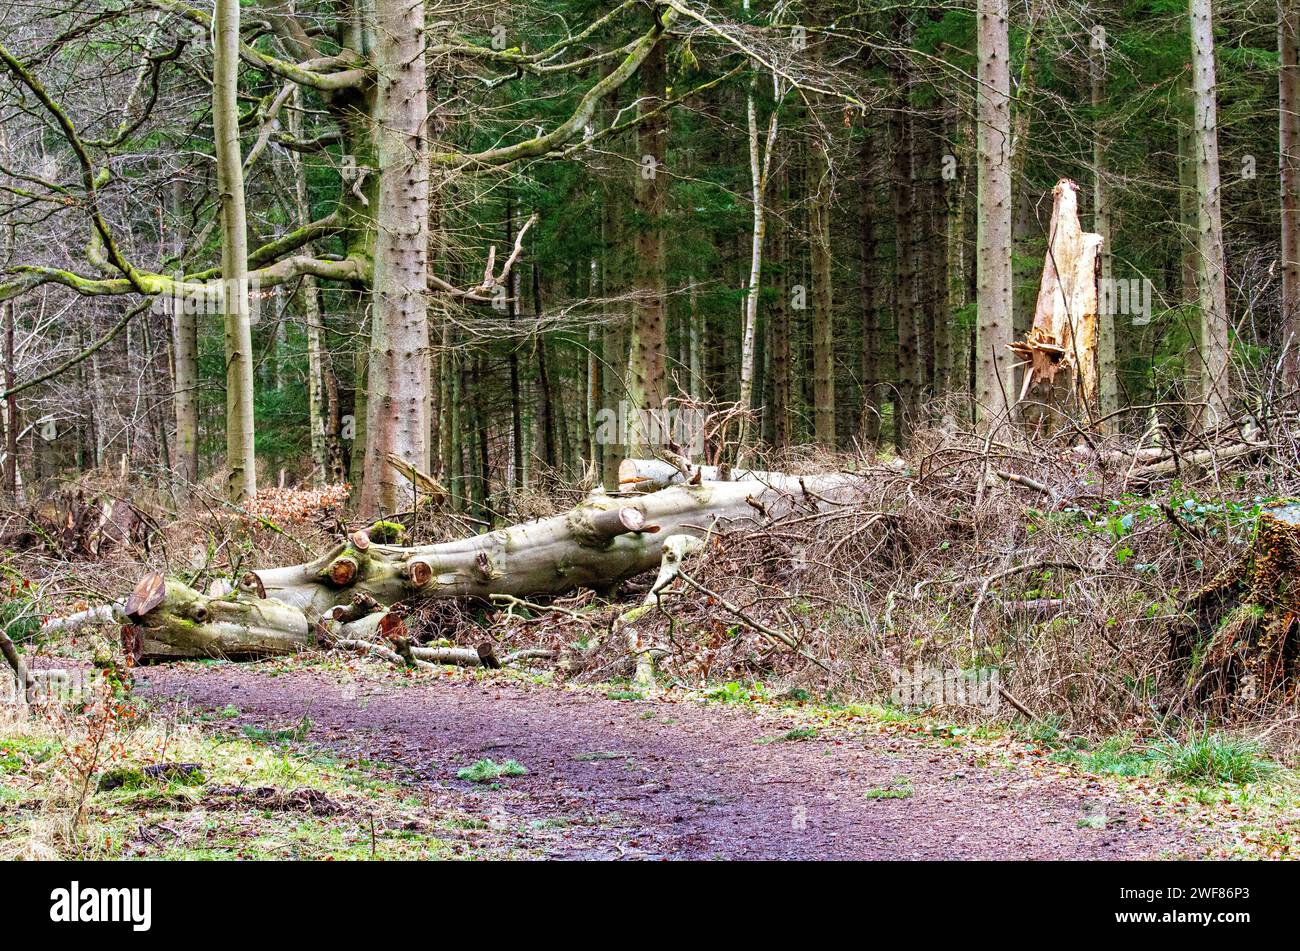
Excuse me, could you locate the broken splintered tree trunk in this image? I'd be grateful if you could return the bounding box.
[123,473,863,662]
[1008,178,1104,433]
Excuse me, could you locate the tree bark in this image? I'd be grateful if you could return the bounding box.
[976,0,1015,427]
[2,300,16,498]
[626,27,669,454]
[1190,0,1231,428]
[1281,0,1300,386]
[214,0,257,501]
[125,471,864,661]
[1092,42,1117,428]
[169,177,199,487]
[1008,179,1103,432]
[891,46,918,447]
[738,73,779,451]
[289,85,332,485]
[359,0,430,514]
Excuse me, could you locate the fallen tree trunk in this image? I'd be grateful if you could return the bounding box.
[619,458,786,493]
[619,456,903,493]
[123,474,862,662]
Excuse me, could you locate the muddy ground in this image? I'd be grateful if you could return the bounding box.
[136,662,1217,860]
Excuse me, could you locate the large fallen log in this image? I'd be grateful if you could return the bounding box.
[618,458,786,493]
[122,474,862,662]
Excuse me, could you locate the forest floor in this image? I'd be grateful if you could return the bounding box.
[116,656,1266,860]
[7,653,1300,859]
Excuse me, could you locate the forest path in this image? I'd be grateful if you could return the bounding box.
[139,663,1213,860]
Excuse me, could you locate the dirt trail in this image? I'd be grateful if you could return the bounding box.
[140,664,1213,860]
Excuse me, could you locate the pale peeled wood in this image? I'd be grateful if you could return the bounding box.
[1009,179,1103,425]
[129,475,862,661]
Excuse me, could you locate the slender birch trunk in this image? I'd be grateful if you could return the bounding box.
[169,178,199,486]
[738,74,779,450]
[2,301,15,499]
[289,88,329,485]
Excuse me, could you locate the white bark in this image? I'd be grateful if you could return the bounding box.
[214,0,257,501]
[126,474,864,661]
[288,86,328,485]
[738,72,781,449]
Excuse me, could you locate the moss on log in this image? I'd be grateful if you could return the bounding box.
[1173,503,1300,707]
[124,474,863,662]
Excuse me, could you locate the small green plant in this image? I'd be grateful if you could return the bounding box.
[242,715,312,745]
[756,726,818,745]
[1155,731,1276,786]
[0,593,40,644]
[1051,733,1158,778]
[605,689,643,701]
[0,736,57,772]
[1016,714,1068,749]
[703,681,766,705]
[864,777,913,800]
[218,705,241,720]
[457,758,527,783]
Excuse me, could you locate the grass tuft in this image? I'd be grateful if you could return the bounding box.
[457,758,527,783]
[1154,731,1276,786]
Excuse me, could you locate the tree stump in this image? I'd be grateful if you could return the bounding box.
[1173,503,1300,707]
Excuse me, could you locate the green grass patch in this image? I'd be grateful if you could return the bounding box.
[605,689,643,701]
[864,776,913,800]
[755,726,819,744]
[241,715,312,746]
[457,758,528,783]
[0,707,517,860]
[1051,733,1159,778]
[0,736,58,771]
[702,681,768,705]
[1155,731,1277,786]
[1052,730,1277,786]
